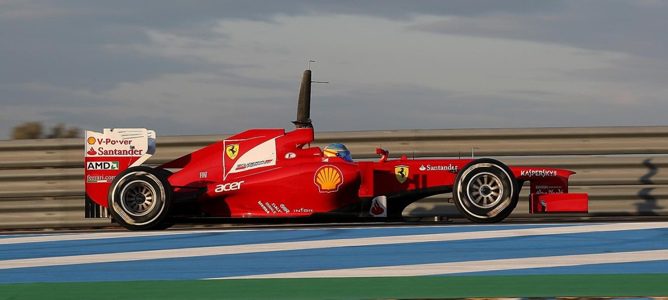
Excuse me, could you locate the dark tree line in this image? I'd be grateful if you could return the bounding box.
[11,122,80,139]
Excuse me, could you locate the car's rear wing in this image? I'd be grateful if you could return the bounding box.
[84,128,156,218]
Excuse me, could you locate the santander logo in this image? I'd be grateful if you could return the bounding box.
[87,147,97,156]
[371,201,385,215]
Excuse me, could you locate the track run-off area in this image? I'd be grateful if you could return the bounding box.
[1,221,667,299]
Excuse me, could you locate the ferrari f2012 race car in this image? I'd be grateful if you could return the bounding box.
[84,70,588,230]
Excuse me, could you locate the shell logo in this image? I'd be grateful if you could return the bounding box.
[314,165,343,193]
[87,137,96,145]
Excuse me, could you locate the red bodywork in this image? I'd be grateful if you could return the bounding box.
[85,127,588,219]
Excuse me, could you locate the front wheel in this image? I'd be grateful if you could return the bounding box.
[453,159,519,223]
[108,166,173,230]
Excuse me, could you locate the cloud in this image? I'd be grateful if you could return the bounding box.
[1,1,668,140]
[125,14,626,99]
[409,1,668,59]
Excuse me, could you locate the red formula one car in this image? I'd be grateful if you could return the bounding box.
[84,70,588,230]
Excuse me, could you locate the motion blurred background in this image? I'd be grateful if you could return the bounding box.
[2,0,668,229]
[2,1,668,139]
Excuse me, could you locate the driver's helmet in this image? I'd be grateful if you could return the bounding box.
[323,143,353,162]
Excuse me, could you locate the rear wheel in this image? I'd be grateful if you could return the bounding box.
[453,159,518,223]
[108,166,173,230]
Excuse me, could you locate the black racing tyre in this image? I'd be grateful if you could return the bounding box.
[453,158,519,223]
[108,166,173,230]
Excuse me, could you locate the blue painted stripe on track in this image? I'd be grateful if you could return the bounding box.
[0,223,577,260]
[1,227,665,283]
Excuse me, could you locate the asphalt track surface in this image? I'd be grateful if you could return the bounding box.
[1,219,667,299]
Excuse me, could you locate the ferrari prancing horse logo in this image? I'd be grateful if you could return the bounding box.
[395,165,409,183]
[225,144,239,160]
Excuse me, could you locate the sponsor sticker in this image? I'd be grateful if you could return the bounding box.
[521,169,558,177]
[226,144,239,160]
[214,181,244,193]
[94,138,134,146]
[85,129,152,158]
[394,165,409,184]
[234,159,274,171]
[293,208,314,213]
[270,202,281,213]
[370,196,387,217]
[226,138,277,178]
[258,202,291,214]
[86,161,119,171]
[256,201,289,214]
[86,175,115,183]
[265,202,277,213]
[285,152,296,159]
[258,201,270,214]
[418,164,458,173]
[87,147,143,156]
[199,171,208,179]
[314,165,344,193]
[535,185,565,194]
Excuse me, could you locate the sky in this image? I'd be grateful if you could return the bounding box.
[1,0,667,139]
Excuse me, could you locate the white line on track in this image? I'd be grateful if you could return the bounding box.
[218,249,668,279]
[0,223,507,245]
[1,222,666,270]
[0,230,242,245]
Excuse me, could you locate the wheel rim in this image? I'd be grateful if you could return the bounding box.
[119,180,157,217]
[466,172,504,209]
